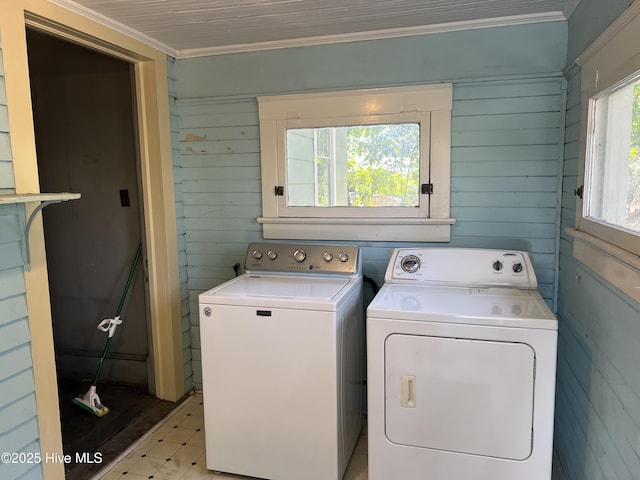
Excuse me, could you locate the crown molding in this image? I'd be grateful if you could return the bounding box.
[575,0,640,66]
[44,1,564,60]
[45,0,178,57]
[177,12,566,58]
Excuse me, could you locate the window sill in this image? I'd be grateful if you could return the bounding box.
[566,227,640,303]
[258,217,456,242]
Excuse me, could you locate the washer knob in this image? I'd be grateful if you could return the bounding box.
[252,250,263,259]
[493,260,503,271]
[293,249,306,262]
[322,252,333,262]
[513,262,523,273]
[338,252,349,262]
[267,250,277,260]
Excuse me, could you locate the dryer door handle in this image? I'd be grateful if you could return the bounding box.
[401,375,416,408]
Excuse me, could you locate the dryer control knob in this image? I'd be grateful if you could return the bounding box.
[493,260,504,271]
[513,262,523,273]
[401,255,421,273]
[267,250,278,260]
[252,250,263,259]
[338,252,349,262]
[293,249,306,262]
[322,252,333,262]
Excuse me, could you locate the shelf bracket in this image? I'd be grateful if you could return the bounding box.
[0,193,81,271]
[23,200,59,270]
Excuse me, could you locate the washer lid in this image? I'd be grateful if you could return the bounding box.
[199,274,356,310]
[367,283,557,330]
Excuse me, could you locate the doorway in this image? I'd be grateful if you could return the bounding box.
[27,28,151,386]
[25,29,176,479]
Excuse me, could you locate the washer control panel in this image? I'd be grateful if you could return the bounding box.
[388,248,536,289]
[245,243,360,274]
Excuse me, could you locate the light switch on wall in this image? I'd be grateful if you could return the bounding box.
[119,189,130,207]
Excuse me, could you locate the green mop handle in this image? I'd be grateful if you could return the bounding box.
[92,243,143,386]
[115,243,143,318]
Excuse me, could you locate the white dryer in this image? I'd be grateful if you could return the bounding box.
[367,248,558,480]
[199,243,364,480]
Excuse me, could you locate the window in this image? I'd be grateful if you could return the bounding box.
[257,85,454,241]
[584,75,640,235]
[572,3,640,302]
[286,124,420,208]
[576,4,640,258]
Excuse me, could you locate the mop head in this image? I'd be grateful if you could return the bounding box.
[72,385,109,417]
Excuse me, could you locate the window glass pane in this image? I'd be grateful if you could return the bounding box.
[286,124,420,207]
[587,78,640,233]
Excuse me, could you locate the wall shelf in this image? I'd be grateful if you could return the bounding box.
[0,192,81,205]
[0,192,81,270]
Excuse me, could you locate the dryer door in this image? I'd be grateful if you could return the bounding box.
[385,334,535,460]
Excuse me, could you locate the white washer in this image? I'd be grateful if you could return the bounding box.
[367,248,558,480]
[199,243,364,480]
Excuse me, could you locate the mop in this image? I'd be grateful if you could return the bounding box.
[72,243,143,417]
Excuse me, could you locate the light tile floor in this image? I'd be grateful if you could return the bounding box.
[96,392,564,480]
[95,392,368,480]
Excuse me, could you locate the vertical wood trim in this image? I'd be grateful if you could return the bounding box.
[0,3,64,479]
[135,59,184,400]
[552,77,568,312]
[429,108,452,218]
[258,118,279,217]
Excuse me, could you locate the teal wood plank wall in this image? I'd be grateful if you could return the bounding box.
[555,1,640,478]
[168,57,194,393]
[174,21,568,388]
[0,34,44,480]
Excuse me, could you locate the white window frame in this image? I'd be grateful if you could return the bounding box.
[257,84,454,241]
[572,1,640,302]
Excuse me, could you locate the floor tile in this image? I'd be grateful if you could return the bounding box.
[153,458,194,480]
[125,454,166,476]
[148,424,173,441]
[130,437,158,457]
[96,390,570,480]
[181,464,217,480]
[96,392,367,480]
[102,473,149,480]
[187,429,206,447]
[172,444,206,464]
[146,440,183,459]
[98,472,125,480]
[107,454,139,474]
[164,426,201,444]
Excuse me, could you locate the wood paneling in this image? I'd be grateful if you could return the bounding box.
[178,73,565,387]
[555,2,640,475]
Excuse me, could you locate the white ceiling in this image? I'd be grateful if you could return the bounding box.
[51,0,579,58]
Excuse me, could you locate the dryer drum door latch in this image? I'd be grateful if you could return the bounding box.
[401,375,416,408]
